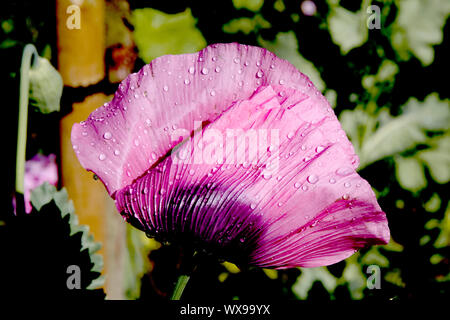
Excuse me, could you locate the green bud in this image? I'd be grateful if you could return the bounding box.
[29,57,63,114]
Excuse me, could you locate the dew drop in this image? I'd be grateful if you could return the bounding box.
[134,139,139,146]
[279,79,285,85]
[188,66,195,74]
[344,182,351,188]
[329,178,336,184]
[278,202,283,207]
[307,174,319,184]
[210,90,216,96]
[184,79,190,85]
[302,185,308,191]
[256,70,264,78]
[287,131,295,139]
[201,67,209,75]
[315,145,324,153]
[151,152,157,160]
[342,194,350,200]
[262,172,272,180]
[163,85,169,92]
[250,203,257,210]
[336,167,352,176]
[215,66,221,73]
[294,182,301,189]
[98,153,106,161]
[189,169,195,176]
[114,149,120,156]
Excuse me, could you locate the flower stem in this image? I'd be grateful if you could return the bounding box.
[170,274,191,300]
[15,44,39,194]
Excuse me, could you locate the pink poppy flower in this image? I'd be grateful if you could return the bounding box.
[71,43,389,268]
[23,153,58,213]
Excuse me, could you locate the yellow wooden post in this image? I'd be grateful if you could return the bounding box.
[57,0,126,298]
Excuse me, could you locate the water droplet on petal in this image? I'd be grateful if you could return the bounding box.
[188,66,195,74]
[262,172,272,180]
[316,145,324,153]
[302,185,308,191]
[114,149,120,156]
[336,167,353,176]
[163,85,169,92]
[103,132,112,140]
[250,203,256,210]
[256,70,264,78]
[189,169,195,175]
[184,79,190,85]
[344,182,351,188]
[99,153,106,161]
[342,194,350,200]
[294,182,301,189]
[210,90,216,96]
[307,174,319,184]
[151,152,157,160]
[329,178,336,184]
[201,67,209,75]
[279,79,285,85]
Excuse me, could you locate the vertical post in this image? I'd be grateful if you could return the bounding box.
[57,0,126,299]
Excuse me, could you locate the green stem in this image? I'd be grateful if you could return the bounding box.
[15,44,39,194]
[170,274,191,300]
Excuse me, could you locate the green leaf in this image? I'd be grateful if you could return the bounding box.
[29,182,104,289]
[232,0,264,12]
[359,93,450,168]
[395,155,427,192]
[132,8,207,63]
[257,31,325,91]
[390,0,450,66]
[292,267,337,299]
[327,2,368,54]
[417,134,450,184]
[223,14,270,35]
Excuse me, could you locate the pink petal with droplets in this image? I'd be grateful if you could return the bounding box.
[71,44,321,197]
[73,43,389,268]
